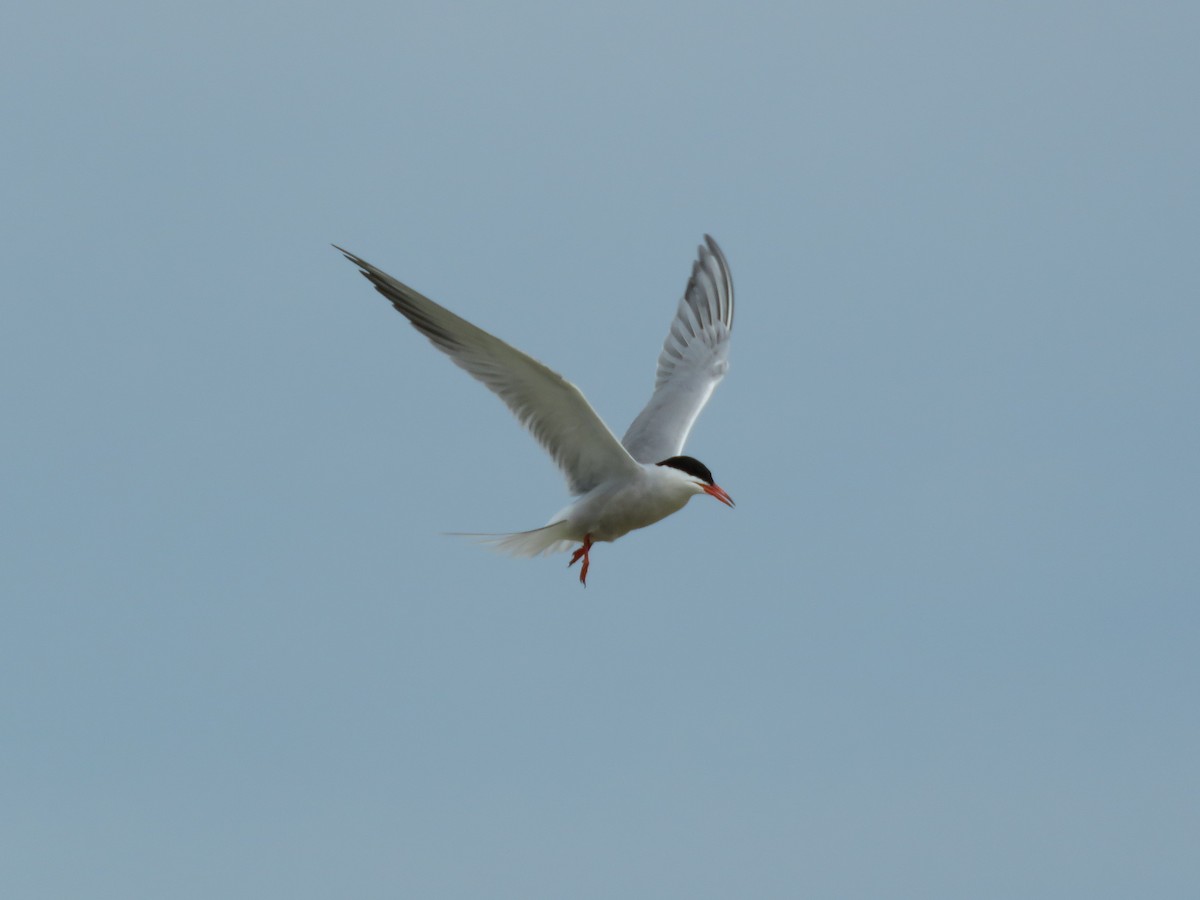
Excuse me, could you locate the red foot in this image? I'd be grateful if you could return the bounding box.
[568,533,593,586]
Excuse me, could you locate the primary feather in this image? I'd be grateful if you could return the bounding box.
[621,235,735,463]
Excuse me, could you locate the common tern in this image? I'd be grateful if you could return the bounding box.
[336,235,735,585]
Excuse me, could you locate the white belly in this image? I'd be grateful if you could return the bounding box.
[551,470,698,543]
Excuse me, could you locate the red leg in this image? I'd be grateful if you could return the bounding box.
[568,533,593,586]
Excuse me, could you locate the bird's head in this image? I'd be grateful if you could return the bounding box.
[656,456,735,507]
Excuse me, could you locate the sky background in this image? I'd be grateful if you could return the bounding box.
[3,1,1198,897]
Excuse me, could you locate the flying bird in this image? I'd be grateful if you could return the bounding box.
[335,236,736,585]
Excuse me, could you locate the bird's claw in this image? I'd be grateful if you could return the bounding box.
[568,534,593,586]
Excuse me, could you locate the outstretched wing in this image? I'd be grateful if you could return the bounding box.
[337,246,641,496]
[621,235,735,463]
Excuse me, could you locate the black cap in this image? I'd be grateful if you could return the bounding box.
[656,455,715,485]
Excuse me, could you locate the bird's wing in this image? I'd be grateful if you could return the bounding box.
[337,246,641,496]
[621,235,734,463]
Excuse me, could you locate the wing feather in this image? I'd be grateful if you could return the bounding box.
[336,246,640,495]
[621,236,735,463]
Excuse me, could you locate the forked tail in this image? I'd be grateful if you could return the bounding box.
[445,521,575,558]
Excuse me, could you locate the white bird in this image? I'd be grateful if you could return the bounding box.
[335,235,736,585]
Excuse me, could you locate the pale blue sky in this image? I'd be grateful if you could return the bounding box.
[3,1,1198,897]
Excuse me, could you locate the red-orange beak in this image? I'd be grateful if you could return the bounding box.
[703,483,735,508]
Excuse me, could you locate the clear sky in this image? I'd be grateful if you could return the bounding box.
[3,1,1198,897]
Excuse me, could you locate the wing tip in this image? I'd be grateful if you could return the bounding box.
[696,234,733,328]
[333,243,374,276]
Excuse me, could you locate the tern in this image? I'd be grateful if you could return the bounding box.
[335,235,736,585]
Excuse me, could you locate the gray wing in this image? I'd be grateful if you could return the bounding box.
[337,246,641,496]
[621,235,735,463]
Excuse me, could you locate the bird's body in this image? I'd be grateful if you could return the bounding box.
[336,236,736,585]
[556,463,703,543]
[496,461,717,556]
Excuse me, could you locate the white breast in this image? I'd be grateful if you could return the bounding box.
[552,465,701,543]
